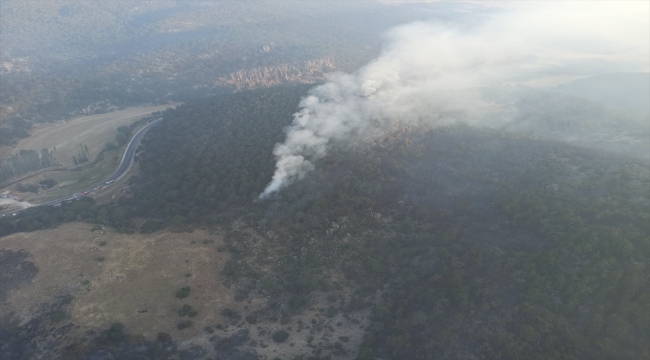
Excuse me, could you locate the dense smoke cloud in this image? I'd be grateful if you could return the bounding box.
[260,1,649,198]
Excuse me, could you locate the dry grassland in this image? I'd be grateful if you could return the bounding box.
[0,222,234,341]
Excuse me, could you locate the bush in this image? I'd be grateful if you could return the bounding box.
[103,141,117,151]
[178,304,198,317]
[272,330,289,343]
[175,286,191,298]
[140,219,165,233]
[245,314,258,324]
[50,310,67,323]
[96,323,126,344]
[156,332,172,342]
[39,178,58,189]
[177,320,193,330]
[17,183,39,193]
[221,308,241,320]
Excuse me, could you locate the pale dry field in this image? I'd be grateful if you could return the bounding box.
[12,105,174,167]
[0,222,236,341]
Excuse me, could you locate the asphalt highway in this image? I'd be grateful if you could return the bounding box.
[1,118,162,217]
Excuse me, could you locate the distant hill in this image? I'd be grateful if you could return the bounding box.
[0,0,453,146]
[552,72,650,115]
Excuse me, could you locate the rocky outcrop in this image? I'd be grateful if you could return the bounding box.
[215,58,335,90]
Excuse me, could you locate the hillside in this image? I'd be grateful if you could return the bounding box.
[131,88,649,359]
[2,86,647,359]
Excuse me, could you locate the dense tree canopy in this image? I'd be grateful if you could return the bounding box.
[130,85,312,222]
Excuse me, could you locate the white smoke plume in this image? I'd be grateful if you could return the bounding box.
[260,1,649,198]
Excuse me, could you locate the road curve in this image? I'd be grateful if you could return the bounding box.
[2,118,163,216]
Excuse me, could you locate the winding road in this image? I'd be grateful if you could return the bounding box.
[1,118,163,217]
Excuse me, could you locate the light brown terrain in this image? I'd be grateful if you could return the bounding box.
[0,223,233,341]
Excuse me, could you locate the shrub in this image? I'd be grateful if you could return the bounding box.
[272,330,289,343]
[50,310,67,323]
[245,314,258,324]
[140,220,165,233]
[179,304,192,316]
[17,183,39,193]
[175,286,191,298]
[39,179,58,189]
[178,304,198,317]
[177,320,193,330]
[96,323,126,343]
[156,332,172,342]
[103,142,117,151]
[221,308,241,319]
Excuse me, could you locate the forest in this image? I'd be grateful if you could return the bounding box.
[135,87,650,359]
[4,85,646,359]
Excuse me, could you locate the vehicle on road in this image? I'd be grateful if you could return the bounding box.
[0,119,162,217]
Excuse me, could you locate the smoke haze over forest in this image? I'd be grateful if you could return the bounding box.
[1,2,649,360]
[261,1,649,197]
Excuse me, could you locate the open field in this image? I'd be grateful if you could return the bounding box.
[0,223,234,341]
[12,105,174,167]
